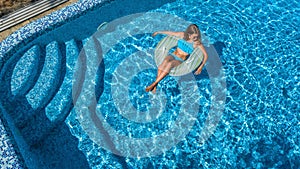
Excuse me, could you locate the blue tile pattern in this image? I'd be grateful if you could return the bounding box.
[0,113,25,169]
[65,1,299,168]
[45,39,79,122]
[26,41,62,110]
[11,45,41,96]
[0,0,111,168]
[1,0,298,168]
[0,0,109,59]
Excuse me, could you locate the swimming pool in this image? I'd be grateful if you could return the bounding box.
[0,0,299,168]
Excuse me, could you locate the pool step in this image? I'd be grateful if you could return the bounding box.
[10,45,41,96]
[7,36,105,146]
[0,44,46,128]
[18,39,84,146]
[45,37,105,122]
[26,41,63,110]
[45,39,80,122]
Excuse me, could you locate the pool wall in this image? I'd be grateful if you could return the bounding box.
[0,103,27,168]
[0,0,174,168]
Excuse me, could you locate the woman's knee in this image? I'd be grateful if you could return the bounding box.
[163,62,174,69]
[161,59,171,66]
[159,57,178,70]
[163,58,172,64]
[158,64,164,70]
[169,60,181,68]
[159,62,171,71]
[158,62,167,69]
[162,60,168,65]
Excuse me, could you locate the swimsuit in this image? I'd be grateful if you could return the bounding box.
[169,39,194,62]
[169,52,185,62]
[177,39,194,54]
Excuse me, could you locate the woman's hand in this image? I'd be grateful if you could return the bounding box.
[152,32,159,37]
[194,67,203,75]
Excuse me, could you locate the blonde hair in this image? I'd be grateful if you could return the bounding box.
[183,24,202,44]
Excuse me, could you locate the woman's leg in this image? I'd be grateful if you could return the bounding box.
[147,56,173,92]
[152,56,173,92]
[146,57,181,92]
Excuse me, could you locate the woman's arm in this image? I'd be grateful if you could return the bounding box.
[194,44,208,75]
[152,31,183,38]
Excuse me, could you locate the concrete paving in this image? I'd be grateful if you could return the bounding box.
[0,0,78,42]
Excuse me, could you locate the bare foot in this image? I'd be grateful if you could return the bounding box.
[145,83,156,92]
[152,86,157,93]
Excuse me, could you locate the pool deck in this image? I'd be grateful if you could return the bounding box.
[0,0,78,42]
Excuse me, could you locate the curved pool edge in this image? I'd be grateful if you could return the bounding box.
[0,0,176,168]
[0,103,32,168]
[0,0,111,62]
[0,0,111,168]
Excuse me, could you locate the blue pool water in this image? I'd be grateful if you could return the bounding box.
[0,0,299,168]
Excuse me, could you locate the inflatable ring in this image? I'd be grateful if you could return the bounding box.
[97,22,108,31]
[154,35,204,76]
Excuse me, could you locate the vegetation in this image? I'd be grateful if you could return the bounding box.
[0,0,39,17]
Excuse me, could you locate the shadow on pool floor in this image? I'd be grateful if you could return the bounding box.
[29,121,90,169]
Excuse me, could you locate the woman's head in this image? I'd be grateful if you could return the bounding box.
[184,24,201,43]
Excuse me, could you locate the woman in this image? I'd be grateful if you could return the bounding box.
[145,24,208,93]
